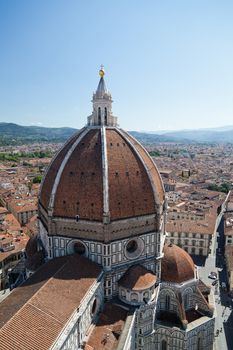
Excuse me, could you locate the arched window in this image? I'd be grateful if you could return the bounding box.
[161,339,167,350]
[143,291,149,299]
[73,242,86,255]
[98,107,101,124]
[121,289,126,298]
[197,337,201,350]
[104,107,107,125]
[131,293,138,302]
[165,295,170,310]
[184,293,188,308]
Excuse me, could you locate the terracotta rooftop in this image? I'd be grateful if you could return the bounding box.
[0,207,8,215]
[85,302,128,350]
[39,127,164,223]
[0,255,102,350]
[119,264,157,291]
[161,244,195,283]
[0,237,28,263]
[8,198,37,213]
[166,218,215,235]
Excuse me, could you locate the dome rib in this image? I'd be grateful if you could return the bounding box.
[48,128,90,215]
[39,126,165,225]
[161,244,195,283]
[53,129,103,220]
[120,130,165,205]
[117,129,161,208]
[39,128,85,210]
[106,128,157,220]
[101,126,109,218]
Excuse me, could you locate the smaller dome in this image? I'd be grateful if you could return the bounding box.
[119,265,157,291]
[161,244,195,283]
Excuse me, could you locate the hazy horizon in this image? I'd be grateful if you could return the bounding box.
[1,120,233,134]
[1,1,233,131]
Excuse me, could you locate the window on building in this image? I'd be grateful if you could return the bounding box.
[165,295,170,310]
[199,248,203,255]
[193,233,196,238]
[126,240,138,253]
[98,107,101,124]
[192,240,196,246]
[184,293,188,308]
[197,337,201,350]
[131,293,138,302]
[73,242,86,255]
[200,234,204,239]
[121,289,126,298]
[161,340,167,350]
[104,107,107,125]
[191,247,195,254]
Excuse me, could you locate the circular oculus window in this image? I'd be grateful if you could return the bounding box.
[73,242,86,255]
[125,238,144,259]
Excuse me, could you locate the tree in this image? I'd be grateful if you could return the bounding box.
[32,175,42,184]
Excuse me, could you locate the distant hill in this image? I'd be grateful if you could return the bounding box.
[0,123,77,145]
[0,122,233,145]
[131,126,233,144]
[129,131,191,143]
[161,128,233,143]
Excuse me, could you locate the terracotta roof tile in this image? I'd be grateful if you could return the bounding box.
[39,127,164,225]
[161,244,195,283]
[85,303,128,350]
[122,130,164,204]
[53,129,103,220]
[106,129,157,219]
[0,255,102,350]
[40,130,83,210]
[119,265,157,291]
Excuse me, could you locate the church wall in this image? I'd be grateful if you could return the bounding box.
[51,277,104,350]
[154,318,214,350]
[44,231,160,265]
[40,228,162,299]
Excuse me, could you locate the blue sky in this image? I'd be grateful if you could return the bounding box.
[0,0,233,131]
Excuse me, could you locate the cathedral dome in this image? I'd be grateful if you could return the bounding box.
[161,244,195,283]
[119,265,157,291]
[39,127,164,221]
[38,67,165,242]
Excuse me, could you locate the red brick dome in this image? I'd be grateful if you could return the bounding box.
[39,127,164,222]
[161,244,195,283]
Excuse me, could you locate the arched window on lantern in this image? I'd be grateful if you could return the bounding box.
[104,107,107,125]
[98,107,101,125]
